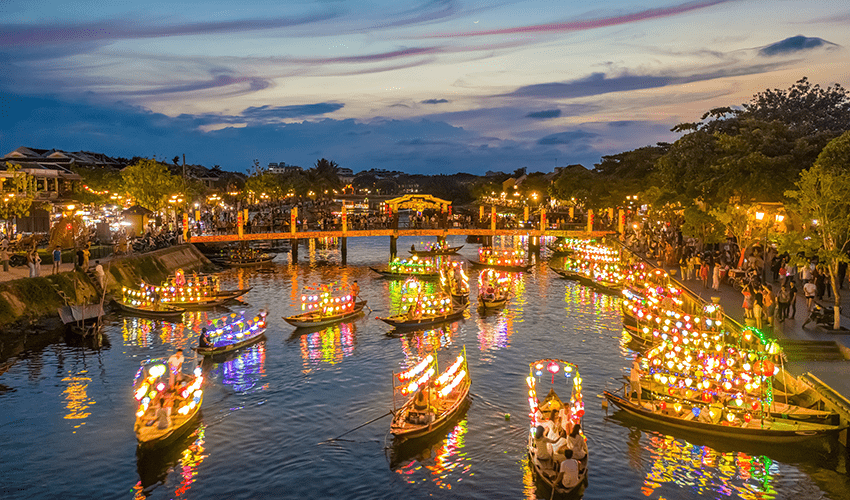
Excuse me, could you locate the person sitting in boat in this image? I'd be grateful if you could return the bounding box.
[147,394,173,429]
[629,356,643,406]
[566,423,587,461]
[198,328,211,348]
[483,285,496,301]
[351,281,360,300]
[411,244,416,252]
[174,269,186,287]
[533,425,558,468]
[408,388,436,424]
[548,449,581,490]
[406,304,423,320]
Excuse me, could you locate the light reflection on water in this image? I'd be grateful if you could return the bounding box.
[397,323,458,361]
[392,417,472,491]
[133,424,208,499]
[297,322,358,372]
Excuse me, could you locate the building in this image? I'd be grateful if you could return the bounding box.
[268,162,302,174]
[1,147,87,201]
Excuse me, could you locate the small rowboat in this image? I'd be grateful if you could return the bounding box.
[591,279,623,296]
[391,348,471,441]
[467,260,531,272]
[113,299,186,319]
[164,296,238,310]
[222,253,276,267]
[546,244,575,256]
[478,295,508,311]
[603,390,846,444]
[370,267,440,280]
[527,359,588,498]
[284,300,368,328]
[408,245,464,256]
[134,360,204,449]
[378,304,468,330]
[195,312,268,357]
[549,266,583,281]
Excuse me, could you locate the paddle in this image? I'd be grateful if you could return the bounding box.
[319,410,393,444]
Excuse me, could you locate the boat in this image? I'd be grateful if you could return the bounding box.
[477,269,511,311]
[603,390,844,444]
[195,311,268,356]
[116,287,187,319]
[439,260,469,305]
[284,282,368,328]
[370,255,439,280]
[549,265,584,282]
[377,277,468,330]
[222,253,276,267]
[58,303,105,338]
[526,359,588,498]
[390,347,471,441]
[408,244,464,256]
[469,247,531,272]
[133,358,204,449]
[138,270,251,309]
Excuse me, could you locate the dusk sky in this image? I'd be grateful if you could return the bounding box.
[1,0,848,175]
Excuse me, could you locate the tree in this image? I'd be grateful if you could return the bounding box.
[785,130,850,329]
[121,158,181,212]
[681,206,725,246]
[0,162,36,235]
[743,77,850,135]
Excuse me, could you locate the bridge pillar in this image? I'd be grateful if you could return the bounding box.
[290,239,298,262]
[390,235,397,259]
[529,236,541,257]
[341,237,347,266]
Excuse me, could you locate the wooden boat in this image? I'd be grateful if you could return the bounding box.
[603,390,845,444]
[440,260,469,305]
[591,278,623,296]
[133,359,204,449]
[113,299,186,319]
[284,300,368,328]
[549,265,583,281]
[58,303,104,337]
[546,244,575,256]
[370,267,440,280]
[468,260,531,272]
[478,295,508,310]
[164,295,238,310]
[408,244,464,256]
[222,253,276,267]
[477,269,511,311]
[195,311,268,356]
[391,348,471,441]
[527,359,588,498]
[378,304,467,330]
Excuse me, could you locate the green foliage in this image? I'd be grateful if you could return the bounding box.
[785,130,850,328]
[121,158,181,212]
[0,162,36,231]
[681,206,725,245]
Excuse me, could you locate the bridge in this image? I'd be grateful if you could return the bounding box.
[190,227,614,264]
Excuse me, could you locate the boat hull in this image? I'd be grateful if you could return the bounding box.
[135,393,203,450]
[603,391,844,444]
[283,301,368,328]
[478,296,508,310]
[222,255,276,267]
[468,260,531,272]
[369,267,439,280]
[195,331,266,357]
[408,245,464,256]
[113,300,186,319]
[391,379,471,441]
[378,305,467,330]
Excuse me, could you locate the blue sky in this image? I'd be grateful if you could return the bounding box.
[1,0,848,174]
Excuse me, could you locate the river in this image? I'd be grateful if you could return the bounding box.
[1,236,848,499]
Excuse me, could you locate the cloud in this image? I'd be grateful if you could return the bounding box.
[125,73,272,97]
[241,103,345,120]
[0,11,339,46]
[421,99,450,104]
[425,0,733,38]
[538,130,599,145]
[507,63,788,99]
[526,109,561,119]
[758,35,838,57]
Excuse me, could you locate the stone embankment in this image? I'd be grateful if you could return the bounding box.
[0,244,212,329]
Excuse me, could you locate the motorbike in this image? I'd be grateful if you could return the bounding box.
[803,303,835,328]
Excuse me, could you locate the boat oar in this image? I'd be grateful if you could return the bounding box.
[319,410,393,444]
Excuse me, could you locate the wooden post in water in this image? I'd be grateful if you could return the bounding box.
[341,205,347,266]
[290,207,298,263]
[529,236,540,259]
[390,235,397,259]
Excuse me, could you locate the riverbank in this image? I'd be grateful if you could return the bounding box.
[0,244,212,330]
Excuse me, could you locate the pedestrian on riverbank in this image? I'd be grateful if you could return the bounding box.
[82,244,91,270]
[777,283,791,321]
[753,286,764,330]
[788,281,798,319]
[33,248,41,277]
[712,262,721,291]
[1,246,8,272]
[26,249,35,277]
[52,246,62,274]
[688,253,700,281]
[762,284,775,328]
[700,261,710,288]
[803,279,817,311]
[94,261,105,289]
[742,285,754,319]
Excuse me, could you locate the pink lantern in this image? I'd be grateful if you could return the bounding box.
[547,362,560,374]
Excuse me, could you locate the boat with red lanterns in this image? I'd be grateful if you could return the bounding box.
[468,247,531,272]
[377,278,467,330]
[477,269,511,311]
[390,347,471,441]
[526,359,588,498]
[133,358,204,449]
[195,311,268,356]
[283,283,368,328]
[439,260,469,305]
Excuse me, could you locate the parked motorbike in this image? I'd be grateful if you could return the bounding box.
[802,303,835,328]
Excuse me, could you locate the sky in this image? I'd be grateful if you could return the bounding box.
[1,0,848,175]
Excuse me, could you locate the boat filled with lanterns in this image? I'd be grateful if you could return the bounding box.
[283,283,367,328]
[133,358,204,448]
[390,347,471,441]
[469,248,531,272]
[115,287,186,319]
[370,256,439,280]
[477,269,511,311]
[550,240,625,295]
[408,241,464,256]
[527,359,588,497]
[439,260,469,305]
[196,310,268,356]
[377,278,467,330]
[222,247,277,267]
[157,269,251,307]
